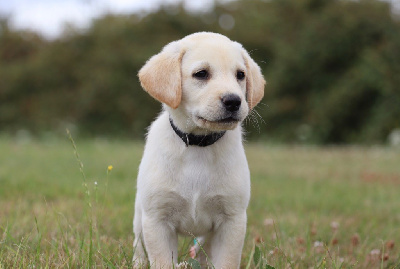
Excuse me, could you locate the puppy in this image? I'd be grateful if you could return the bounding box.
[133,32,265,268]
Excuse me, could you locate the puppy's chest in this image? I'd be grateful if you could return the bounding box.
[150,190,231,235]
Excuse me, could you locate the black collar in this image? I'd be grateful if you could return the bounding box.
[169,118,226,147]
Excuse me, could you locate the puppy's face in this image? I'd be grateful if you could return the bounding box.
[180,39,248,131]
[139,32,265,132]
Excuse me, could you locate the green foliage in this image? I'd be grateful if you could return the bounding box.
[253,245,261,267]
[187,258,201,269]
[1,0,400,143]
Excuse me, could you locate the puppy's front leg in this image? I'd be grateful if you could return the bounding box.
[210,212,247,269]
[142,215,178,268]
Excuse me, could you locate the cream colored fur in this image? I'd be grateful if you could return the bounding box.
[133,32,265,268]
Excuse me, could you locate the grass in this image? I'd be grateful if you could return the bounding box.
[0,134,399,268]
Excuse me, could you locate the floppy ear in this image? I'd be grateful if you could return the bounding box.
[138,41,185,109]
[242,50,266,110]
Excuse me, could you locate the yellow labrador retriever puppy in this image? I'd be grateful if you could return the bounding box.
[133,32,265,268]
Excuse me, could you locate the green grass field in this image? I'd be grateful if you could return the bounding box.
[0,135,399,268]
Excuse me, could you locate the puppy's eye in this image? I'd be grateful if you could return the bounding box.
[236,71,245,80]
[193,70,209,80]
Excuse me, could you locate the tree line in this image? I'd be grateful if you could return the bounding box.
[1,0,399,144]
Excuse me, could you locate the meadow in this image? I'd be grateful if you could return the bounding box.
[0,135,399,268]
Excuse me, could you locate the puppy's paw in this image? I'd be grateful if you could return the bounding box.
[132,257,148,268]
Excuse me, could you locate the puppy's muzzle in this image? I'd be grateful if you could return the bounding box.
[221,94,241,112]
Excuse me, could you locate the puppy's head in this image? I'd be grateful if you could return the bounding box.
[139,32,265,132]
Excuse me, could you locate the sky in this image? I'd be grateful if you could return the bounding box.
[0,0,216,39]
[0,0,399,39]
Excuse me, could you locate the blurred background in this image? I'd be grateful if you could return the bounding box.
[1,0,400,145]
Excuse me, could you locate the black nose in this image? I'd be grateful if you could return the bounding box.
[221,94,241,112]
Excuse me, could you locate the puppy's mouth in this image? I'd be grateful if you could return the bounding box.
[196,115,241,131]
[198,116,239,124]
